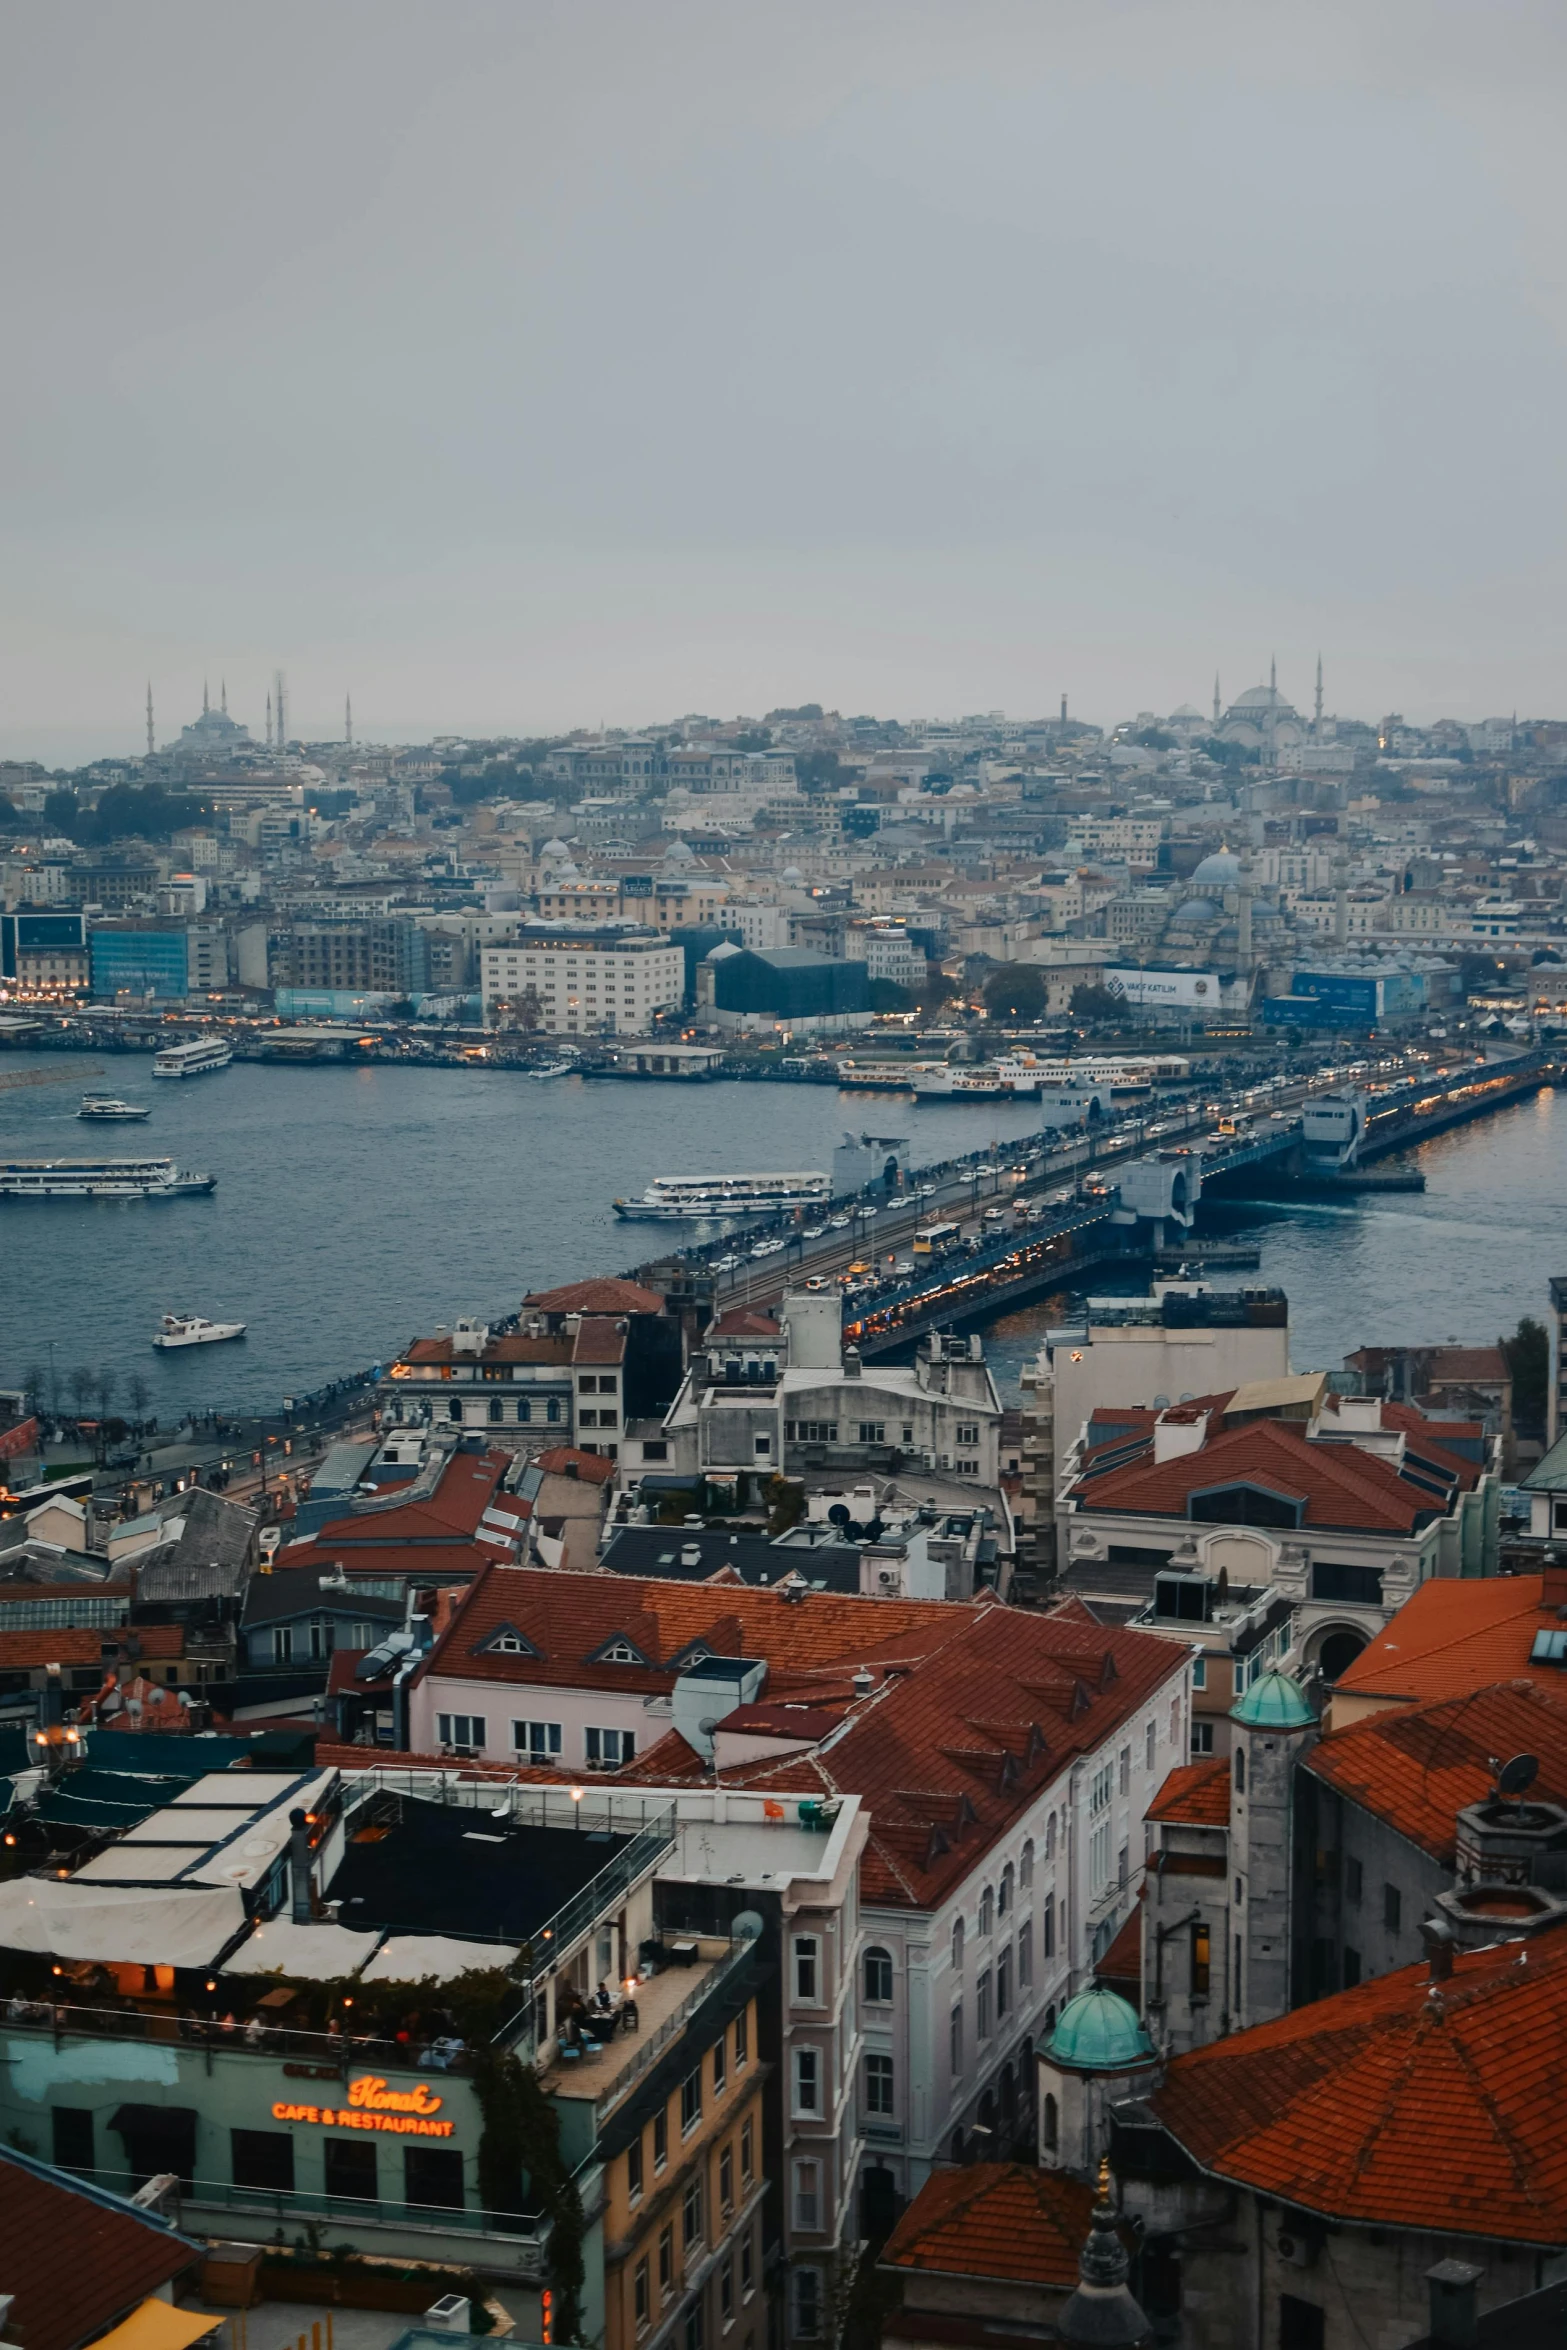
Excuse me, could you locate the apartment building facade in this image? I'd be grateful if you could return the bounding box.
[481,925,685,1035]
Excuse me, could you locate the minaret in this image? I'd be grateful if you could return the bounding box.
[1269,653,1277,700]
[265,691,273,751]
[1213,673,1221,726]
[345,692,353,749]
[1314,653,1324,738]
[1060,692,1068,724]
[274,670,287,752]
[1333,845,1350,949]
[202,678,210,716]
[220,678,228,715]
[145,682,155,760]
[1057,2161,1152,2347]
[1236,848,1254,970]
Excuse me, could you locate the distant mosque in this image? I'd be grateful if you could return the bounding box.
[1212,658,1321,756]
[169,681,253,764]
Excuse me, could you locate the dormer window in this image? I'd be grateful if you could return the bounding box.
[474,1621,538,1659]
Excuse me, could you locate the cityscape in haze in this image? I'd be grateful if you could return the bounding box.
[4,11,1567,2350]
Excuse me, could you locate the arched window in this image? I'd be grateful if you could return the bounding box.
[1045,1812,1057,1860]
[979,1886,994,1936]
[1019,1838,1034,1889]
[1042,2092,1059,2153]
[1235,1747,1247,1795]
[863,1947,894,2004]
[952,1916,964,1971]
[999,1863,1014,1917]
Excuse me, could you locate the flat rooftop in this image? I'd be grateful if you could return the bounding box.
[327,1795,635,1942]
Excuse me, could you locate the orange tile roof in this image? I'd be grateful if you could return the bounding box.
[523,1277,666,1316]
[1153,1921,1567,2245]
[306,1449,510,1548]
[1333,1573,1552,1708]
[710,1309,782,1338]
[533,1447,617,1485]
[1071,1414,1470,1535]
[880,2163,1097,2290]
[1095,1902,1143,1999]
[572,1318,629,1364]
[0,1626,181,1669]
[0,2147,199,2350]
[1147,1757,1231,1827]
[1306,1683,1567,1863]
[399,1334,572,1366]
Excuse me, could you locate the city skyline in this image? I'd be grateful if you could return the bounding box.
[5,3,1567,763]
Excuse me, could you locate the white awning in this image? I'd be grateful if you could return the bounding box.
[361,1934,519,1984]
[224,1915,381,1980]
[0,1878,244,1967]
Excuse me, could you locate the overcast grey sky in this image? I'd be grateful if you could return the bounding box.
[4,0,1567,762]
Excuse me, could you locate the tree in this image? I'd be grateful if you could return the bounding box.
[796,750,849,796]
[19,1366,46,1418]
[68,1366,96,1421]
[868,977,916,1013]
[94,1368,117,1420]
[125,1372,150,1426]
[731,729,772,754]
[1070,982,1128,1024]
[981,963,1050,1022]
[1504,1316,1549,1440]
[492,989,543,1034]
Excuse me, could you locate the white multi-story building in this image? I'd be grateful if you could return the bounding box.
[482,924,685,1036]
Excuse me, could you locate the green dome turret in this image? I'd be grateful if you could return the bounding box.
[1046,1984,1154,2073]
[1231,1669,1314,1730]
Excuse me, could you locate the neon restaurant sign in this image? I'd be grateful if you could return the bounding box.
[273,2076,455,2138]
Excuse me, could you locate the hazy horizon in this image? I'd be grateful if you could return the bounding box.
[6,1,1567,766]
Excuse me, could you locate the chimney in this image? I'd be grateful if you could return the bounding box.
[1424,2261,1482,2348]
[1423,1917,1455,1983]
[852,1667,874,1697]
[288,1807,314,1924]
[1541,1555,1567,1613]
[843,1346,862,1380]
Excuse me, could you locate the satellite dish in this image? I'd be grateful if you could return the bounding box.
[828,1504,852,1527]
[1497,1753,1539,1798]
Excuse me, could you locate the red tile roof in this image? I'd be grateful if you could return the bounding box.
[1332,1574,1552,1709]
[1095,1902,1144,2001]
[299,1448,510,1552]
[398,1334,572,1366]
[616,1590,1188,1911]
[0,1627,182,1669]
[710,1309,782,1338]
[0,2146,198,2350]
[881,2164,1098,2290]
[1153,1921,1567,2245]
[572,1318,629,1365]
[1306,1683,1567,1863]
[533,1447,617,1485]
[1070,1415,1470,1535]
[523,1277,666,1316]
[1147,1757,1231,1827]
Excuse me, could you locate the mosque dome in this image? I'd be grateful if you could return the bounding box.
[1045,1984,1154,2073]
[1172,896,1220,926]
[1191,848,1241,888]
[782,865,805,884]
[541,838,570,856]
[663,838,697,866]
[1231,684,1297,714]
[1231,1669,1314,1730]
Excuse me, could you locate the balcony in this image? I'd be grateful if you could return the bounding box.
[539,1935,754,2121]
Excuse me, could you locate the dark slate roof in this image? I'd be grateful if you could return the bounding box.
[240,1567,407,1629]
[599,1524,863,1592]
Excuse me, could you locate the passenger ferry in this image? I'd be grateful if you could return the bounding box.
[152,1036,234,1080]
[914,1053,1191,1098]
[613,1170,831,1220]
[0,1156,217,1199]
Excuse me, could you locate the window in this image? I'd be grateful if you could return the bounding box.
[996,1947,1011,2019]
[514,1720,562,1760]
[1019,1838,1034,1889]
[1045,1811,1057,1860]
[1191,1720,1215,1755]
[272,1624,293,1662]
[793,1935,820,2002]
[856,1422,886,1445]
[489,1399,503,1423]
[654,2110,668,2171]
[734,2009,748,2068]
[951,1915,964,1970]
[659,2224,674,2300]
[864,1947,893,2004]
[681,2064,703,2133]
[599,1637,642,1662]
[643,1439,668,1462]
[1235,1747,1247,1795]
[1279,2295,1326,2350]
[1343,1947,1361,1988]
[741,2229,755,2297]
[579,1409,598,1429]
[740,2117,753,2183]
[864,2053,894,2114]
[999,1862,1014,1917]
[978,1886,993,1936]
[1090,1762,1113,1814]
[1089,1820,1110,1891]
[324,2138,377,2200]
[1044,1899,1055,1960]
[1191,1656,1207,1689]
[950,2002,963,2073]
[586,1726,635,1766]
[406,2145,464,2210]
[1383,1883,1402,1935]
[976,1967,992,2040]
[1346,1856,1363,1904]
[793,2046,821,2115]
[1146,1719,1157,1771]
[720,2143,734,2216]
[956,1423,979,1446]
[436,1712,486,1750]
[635,2258,651,2334]
[52,2108,94,2174]
[1042,2092,1058,2152]
[628,2134,643,2201]
[796,1421,838,1444]
[1117,1844,1129,1891]
[793,2160,821,2230]
[720,2256,735,2328]
[1118,1745,1131,1796]
[1191,1922,1211,1997]
[1019,1920,1032,1987]
[713,2033,726,2094]
[683,2173,704,2248]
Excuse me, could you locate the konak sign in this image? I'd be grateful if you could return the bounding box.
[272,2075,456,2138]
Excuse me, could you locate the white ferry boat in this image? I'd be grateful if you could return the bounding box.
[152,1037,234,1080]
[910,1067,1007,1098]
[77,1093,151,1121]
[0,1156,217,1199]
[153,1312,246,1349]
[613,1170,831,1220]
